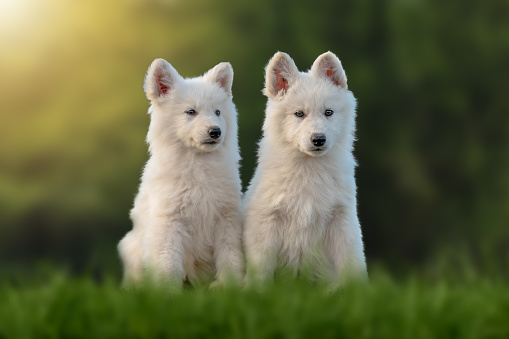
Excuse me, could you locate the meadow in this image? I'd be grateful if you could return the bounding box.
[1,263,508,339]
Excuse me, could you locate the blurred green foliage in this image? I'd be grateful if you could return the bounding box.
[0,0,508,273]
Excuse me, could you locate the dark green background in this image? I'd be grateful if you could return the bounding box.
[1,0,508,276]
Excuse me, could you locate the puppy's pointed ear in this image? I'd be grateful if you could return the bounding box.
[204,62,234,96]
[144,58,181,102]
[263,52,299,99]
[311,52,347,89]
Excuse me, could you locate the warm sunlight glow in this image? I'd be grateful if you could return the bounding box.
[0,0,32,29]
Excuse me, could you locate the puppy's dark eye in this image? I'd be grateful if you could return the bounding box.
[295,111,305,118]
[215,110,220,116]
[325,109,334,116]
[186,109,196,115]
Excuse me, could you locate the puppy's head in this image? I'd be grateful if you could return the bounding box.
[144,59,235,152]
[263,52,356,157]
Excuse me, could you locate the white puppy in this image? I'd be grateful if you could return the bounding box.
[243,52,367,290]
[118,59,244,289]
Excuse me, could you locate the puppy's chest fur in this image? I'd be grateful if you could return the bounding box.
[147,153,238,232]
[263,163,342,232]
[261,168,342,270]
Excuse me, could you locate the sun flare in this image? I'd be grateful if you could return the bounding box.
[0,0,37,31]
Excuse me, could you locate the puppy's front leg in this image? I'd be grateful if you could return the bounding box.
[144,217,187,290]
[244,213,279,289]
[324,206,368,291]
[212,207,245,288]
[118,230,144,286]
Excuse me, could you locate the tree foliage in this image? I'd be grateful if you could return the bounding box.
[1,0,508,272]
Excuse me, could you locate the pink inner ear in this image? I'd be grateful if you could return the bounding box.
[158,78,169,95]
[217,75,227,90]
[275,70,288,92]
[326,67,340,86]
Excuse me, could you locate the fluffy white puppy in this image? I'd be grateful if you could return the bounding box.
[243,51,367,290]
[118,59,244,289]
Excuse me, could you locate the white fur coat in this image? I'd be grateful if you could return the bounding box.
[118,59,244,289]
[243,52,368,290]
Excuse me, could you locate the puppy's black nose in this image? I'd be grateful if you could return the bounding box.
[311,133,326,147]
[208,127,221,139]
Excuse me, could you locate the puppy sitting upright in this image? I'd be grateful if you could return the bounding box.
[118,59,244,289]
[243,52,367,290]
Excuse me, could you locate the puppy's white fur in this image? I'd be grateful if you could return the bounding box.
[243,52,367,289]
[118,59,244,288]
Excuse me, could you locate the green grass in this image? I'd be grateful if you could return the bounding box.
[1,268,508,339]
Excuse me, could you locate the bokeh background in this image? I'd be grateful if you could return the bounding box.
[1,0,508,278]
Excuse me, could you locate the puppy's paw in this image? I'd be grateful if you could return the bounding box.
[209,280,223,291]
[324,282,342,295]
